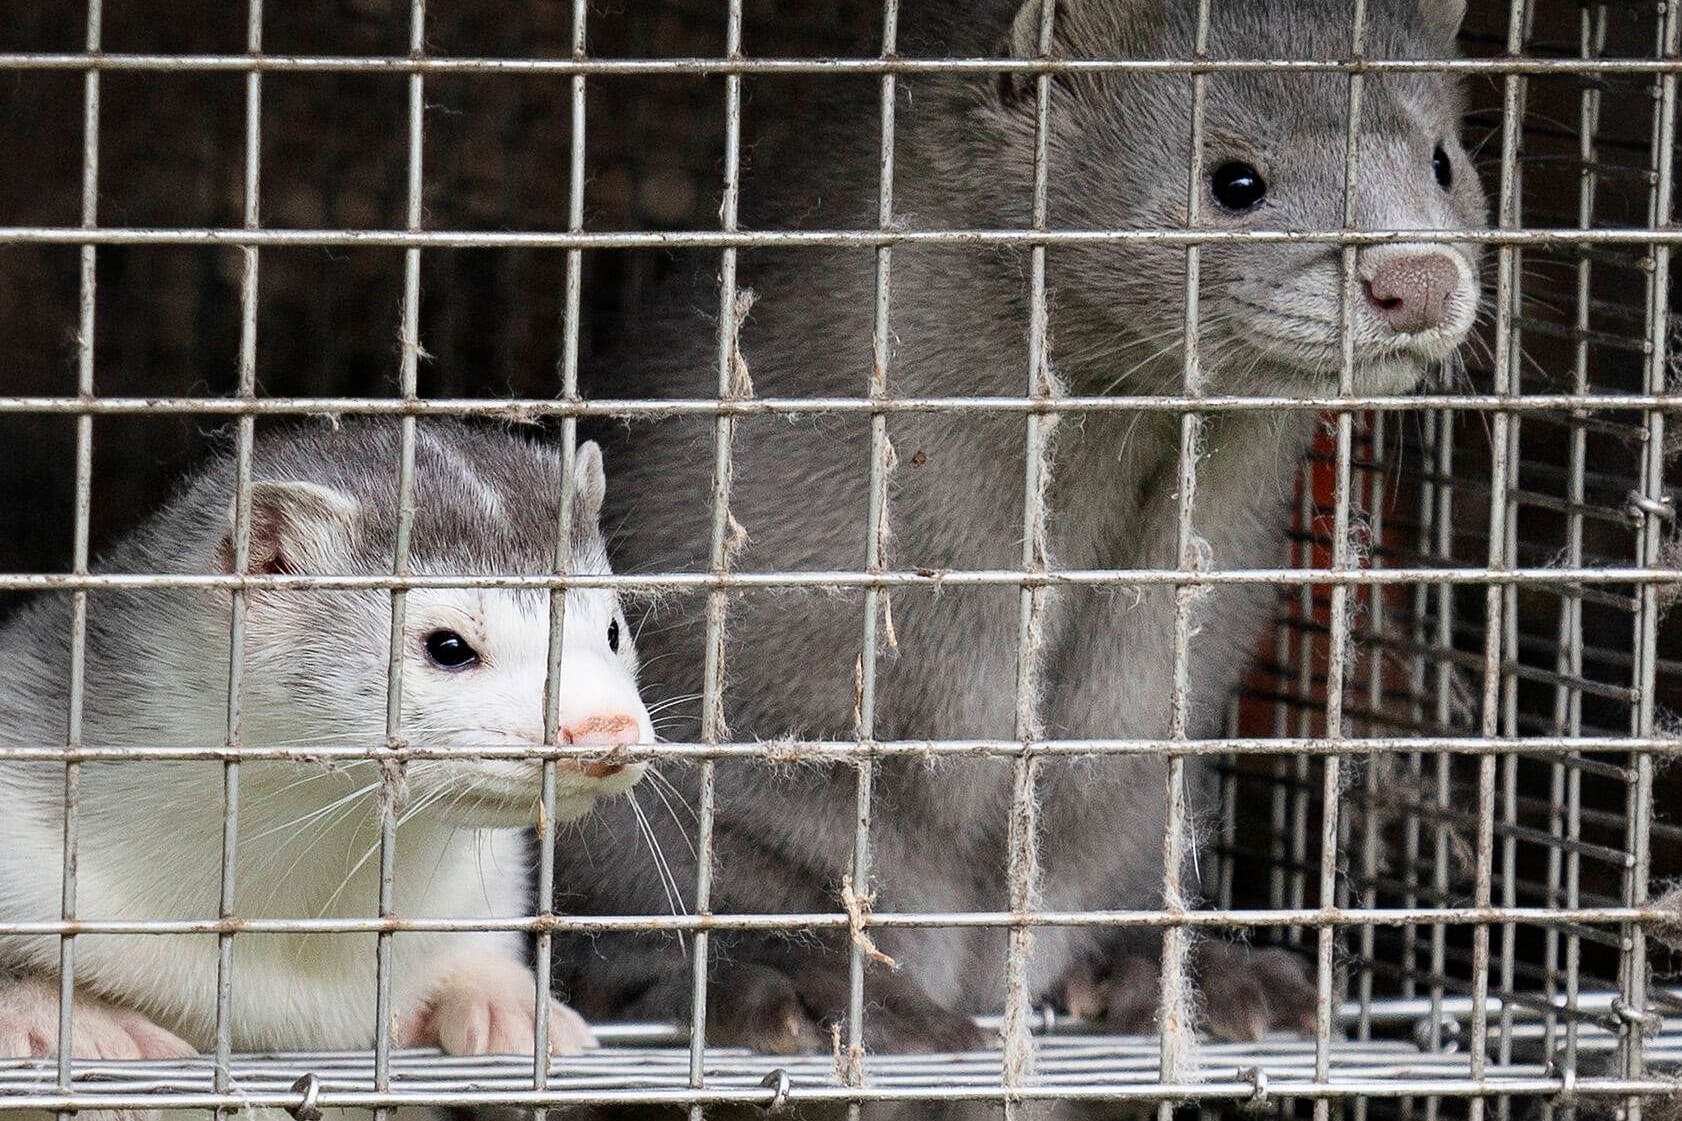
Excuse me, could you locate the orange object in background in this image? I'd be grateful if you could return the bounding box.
[1236,415,1371,739]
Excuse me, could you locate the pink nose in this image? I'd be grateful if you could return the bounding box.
[561,713,641,778]
[1363,253,1461,335]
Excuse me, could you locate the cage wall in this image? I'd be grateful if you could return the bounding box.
[0,1,1679,1120]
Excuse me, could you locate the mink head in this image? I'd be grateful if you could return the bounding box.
[103,420,654,826]
[945,0,1486,395]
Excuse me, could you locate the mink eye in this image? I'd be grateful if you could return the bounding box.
[1432,143,1454,190]
[607,618,621,654]
[423,630,479,670]
[1210,161,1266,212]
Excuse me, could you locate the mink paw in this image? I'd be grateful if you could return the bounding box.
[1057,941,1318,1041]
[1197,942,1319,1041]
[708,959,991,1055]
[0,974,196,1060]
[402,956,597,1057]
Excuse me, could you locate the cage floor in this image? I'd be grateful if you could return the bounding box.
[0,994,1675,1113]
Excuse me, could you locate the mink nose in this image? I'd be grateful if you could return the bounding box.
[561,713,641,778]
[1362,253,1461,335]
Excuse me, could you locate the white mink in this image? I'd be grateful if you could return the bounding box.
[0,420,652,1061]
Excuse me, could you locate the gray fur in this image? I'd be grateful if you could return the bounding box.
[558,0,1487,1050]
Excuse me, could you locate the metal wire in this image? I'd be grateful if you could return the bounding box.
[213,0,264,1101]
[0,53,1677,76]
[0,225,1674,248]
[54,1,102,1112]
[0,1,1676,1117]
[5,998,1682,1113]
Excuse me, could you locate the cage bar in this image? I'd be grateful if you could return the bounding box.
[0,2,1675,1119]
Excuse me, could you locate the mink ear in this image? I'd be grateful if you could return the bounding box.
[571,442,607,526]
[217,480,360,576]
[996,0,1162,106]
[1417,0,1466,44]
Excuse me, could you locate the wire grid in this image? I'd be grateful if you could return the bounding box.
[0,1,1678,1120]
[1221,4,1682,1118]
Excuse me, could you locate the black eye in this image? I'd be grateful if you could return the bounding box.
[1210,161,1266,212]
[607,618,621,654]
[423,630,479,670]
[1432,143,1454,190]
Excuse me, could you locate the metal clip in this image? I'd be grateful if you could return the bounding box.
[1413,1014,1462,1053]
[288,1073,323,1121]
[1627,490,1675,523]
[759,1068,792,1114]
[1546,1053,1578,1110]
[1609,997,1664,1036]
[1238,1066,1270,1110]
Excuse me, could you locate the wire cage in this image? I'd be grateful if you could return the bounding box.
[0,1,1678,1120]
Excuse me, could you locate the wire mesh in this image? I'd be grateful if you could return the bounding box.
[0,1,1677,1120]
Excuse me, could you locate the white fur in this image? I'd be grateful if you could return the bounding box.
[0,436,653,1058]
